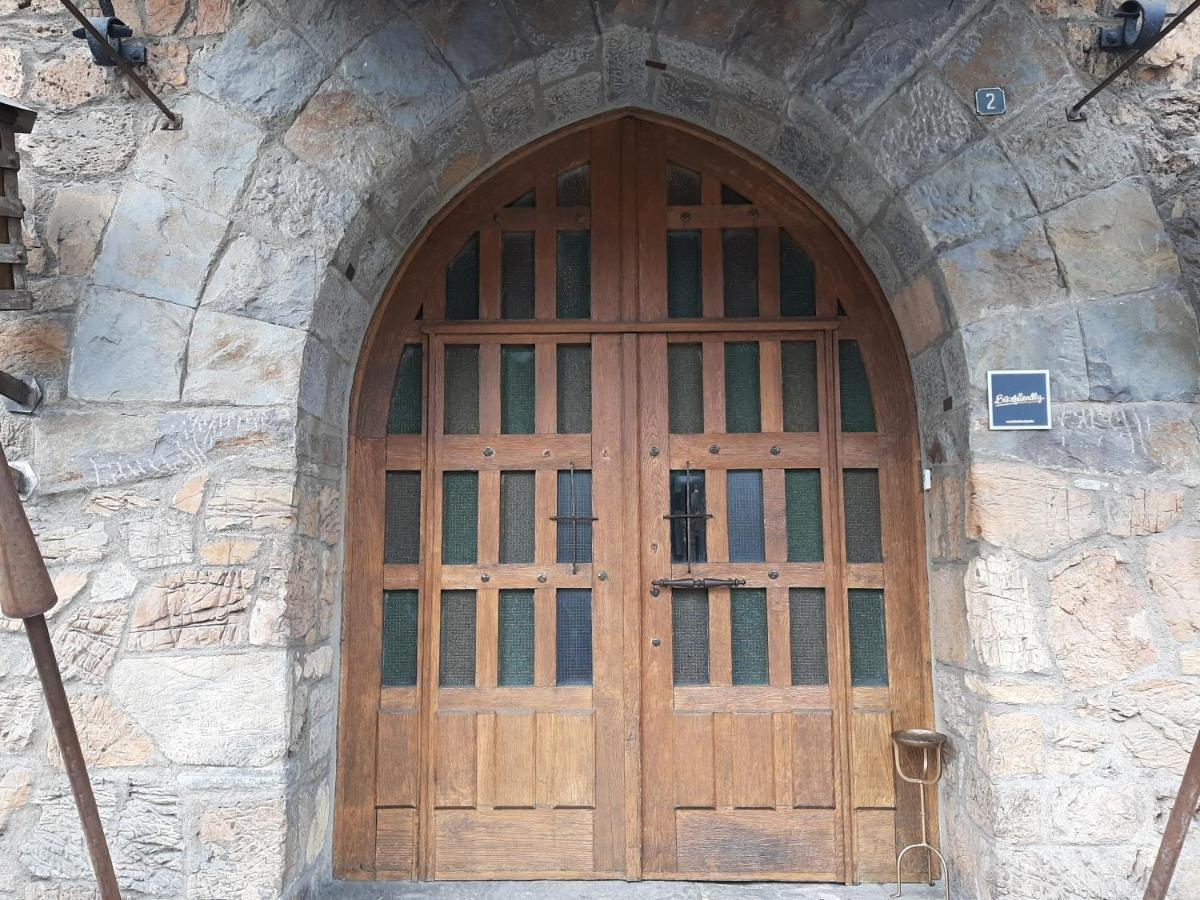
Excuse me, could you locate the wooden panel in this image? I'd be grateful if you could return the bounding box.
[438,434,591,469]
[772,711,794,810]
[793,712,836,808]
[669,433,821,469]
[435,712,477,808]
[536,711,596,808]
[376,711,419,808]
[436,686,592,710]
[434,809,595,876]
[673,685,830,712]
[375,808,416,879]
[852,711,895,809]
[854,808,897,883]
[493,711,536,808]
[673,713,715,809]
[675,809,838,877]
[730,713,775,809]
[767,586,790,688]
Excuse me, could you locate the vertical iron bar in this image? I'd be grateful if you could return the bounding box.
[1144,730,1200,900]
[25,613,121,898]
[569,462,578,575]
[683,463,694,573]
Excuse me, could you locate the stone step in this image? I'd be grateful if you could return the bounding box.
[320,881,946,900]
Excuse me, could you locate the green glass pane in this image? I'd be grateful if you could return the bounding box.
[789,588,828,686]
[384,471,421,565]
[382,590,419,687]
[439,590,476,686]
[667,164,701,205]
[556,231,591,319]
[672,589,709,686]
[556,589,593,685]
[506,189,536,208]
[445,233,479,320]
[849,589,888,686]
[724,342,761,433]
[722,228,758,317]
[556,165,590,207]
[667,231,703,318]
[839,341,876,432]
[557,344,591,434]
[498,590,535,686]
[441,471,478,565]
[502,232,535,319]
[668,343,704,433]
[443,345,479,435]
[785,470,824,563]
[500,471,535,564]
[780,230,816,317]
[387,344,423,435]
[501,345,535,434]
[843,469,882,563]
[782,341,819,432]
[726,470,765,563]
[731,588,768,685]
[721,184,751,205]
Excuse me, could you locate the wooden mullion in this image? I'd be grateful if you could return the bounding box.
[535,468,557,569]
[534,586,556,687]
[494,207,591,230]
[667,206,779,229]
[478,469,500,565]
[706,467,729,566]
[479,343,501,435]
[708,585,732,687]
[702,339,725,435]
[536,342,557,435]
[767,586,791,689]
[476,588,499,688]
[760,340,784,433]
[763,469,788,563]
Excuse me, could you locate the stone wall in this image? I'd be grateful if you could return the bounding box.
[0,1,1196,897]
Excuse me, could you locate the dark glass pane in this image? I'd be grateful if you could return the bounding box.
[668,342,704,434]
[557,344,591,434]
[501,232,535,319]
[843,469,883,564]
[556,469,593,565]
[498,589,535,686]
[382,590,419,687]
[443,345,479,435]
[669,470,707,565]
[439,590,476,686]
[501,345,535,434]
[441,471,478,565]
[782,341,819,433]
[384,471,421,565]
[556,231,591,319]
[785,470,824,563]
[667,164,701,205]
[387,344,423,435]
[731,588,769,685]
[667,230,703,318]
[790,588,828,685]
[672,589,709,685]
[724,342,761,433]
[445,233,479,320]
[849,589,888,686]
[839,341,877,432]
[556,589,593,685]
[506,189,536,208]
[556,165,590,207]
[500,471,535,564]
[722,228,758,317]
[780,230,816,317]
[721,184,751,205]
[726,470,765,563]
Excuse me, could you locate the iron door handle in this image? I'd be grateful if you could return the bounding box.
[651,577,747,589]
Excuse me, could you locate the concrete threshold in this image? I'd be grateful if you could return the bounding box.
[321,881,946,899]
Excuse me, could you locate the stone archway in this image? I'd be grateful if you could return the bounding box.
[1,1,1191,897]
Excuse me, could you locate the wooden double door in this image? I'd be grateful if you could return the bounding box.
[337,116,933,883]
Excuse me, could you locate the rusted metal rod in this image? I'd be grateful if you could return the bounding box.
[57,0,181,129]
[25,613,121,899]
[1143,730,1200,900]
[1068,0,1200,120]
[0,368,37,409]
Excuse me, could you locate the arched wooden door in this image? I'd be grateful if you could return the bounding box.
[336,115,934,884]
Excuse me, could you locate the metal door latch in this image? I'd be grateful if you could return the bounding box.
[651,576,747,589]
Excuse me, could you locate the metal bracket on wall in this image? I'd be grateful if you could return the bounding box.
[1067,0,1200,120]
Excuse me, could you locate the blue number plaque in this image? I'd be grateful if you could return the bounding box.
[975,87,1006,116]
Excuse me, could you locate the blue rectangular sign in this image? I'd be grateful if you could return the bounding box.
[988,370,1051,430]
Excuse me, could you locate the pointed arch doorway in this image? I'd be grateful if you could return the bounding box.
[336,114,934,884]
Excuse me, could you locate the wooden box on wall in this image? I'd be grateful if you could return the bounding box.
[0,97,36,311]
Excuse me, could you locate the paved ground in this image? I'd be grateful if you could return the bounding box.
[322,881,944,899]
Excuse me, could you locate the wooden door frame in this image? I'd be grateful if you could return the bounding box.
[334,110,934,882]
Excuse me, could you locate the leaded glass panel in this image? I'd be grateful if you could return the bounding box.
[382,590,419,687]
[731,588,768,685]
[445,233,479,320]
[501,232,535,319]
[722,228,758,317]
[667,231,702,318]
[780,230,816,317]
[672,589,709,685]
[556,469,593,565]
[498,590,535,686]
[501,345,535,434]
[839,340,877,432]
[556,589,593,685]
[843,469,882,564]
[556,231,591,319]
[724,342,761,433]
[668,343,704,434]
[556,165,590,207]
[785,470,823,563]
[669,470,707,565]
[500,471,535,565]
[782,341,819,432]
[557,344,591,434]
[387,344,423,435]
[849,589,888,686]
[439,590,476,686]
[726,470,765,563]
[384,471,421,565]
[789,588,828,685]
[667,164,701,205]
[443,345,479,435]
[441,472,478,566]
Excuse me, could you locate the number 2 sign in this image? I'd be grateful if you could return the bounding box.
[975,87,1007,116]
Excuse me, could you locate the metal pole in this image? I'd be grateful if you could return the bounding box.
[0,369,36,409]
[1068,0,1200,120]
[25,613,121,899]
[56,0,182,129]
[1143,730,1200,900]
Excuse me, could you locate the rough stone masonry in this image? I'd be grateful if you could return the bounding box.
[0,1,1198,897]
